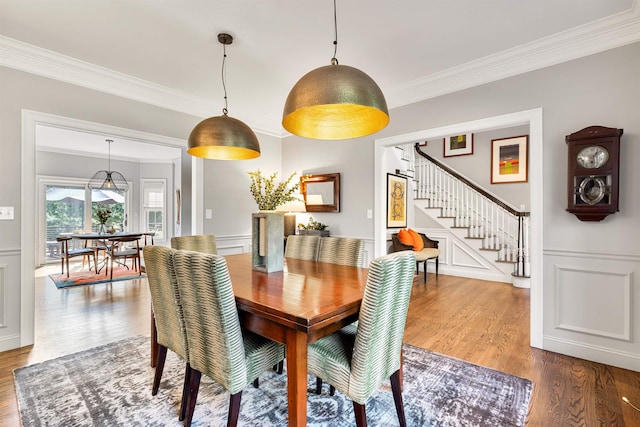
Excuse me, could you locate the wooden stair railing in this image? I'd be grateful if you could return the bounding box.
[395,143,530,278]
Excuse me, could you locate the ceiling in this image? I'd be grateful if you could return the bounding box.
[1,1,638,160]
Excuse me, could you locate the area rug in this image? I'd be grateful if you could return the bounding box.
[14,336,532,426]
[49,266,146,288]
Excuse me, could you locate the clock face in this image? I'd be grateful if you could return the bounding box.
[576,145,609,169]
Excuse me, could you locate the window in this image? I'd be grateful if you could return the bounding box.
[142,179,166,240]
[39,177,130,264]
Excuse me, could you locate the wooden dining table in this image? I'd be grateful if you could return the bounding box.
[67,232,144,273]
[150,252,369,427]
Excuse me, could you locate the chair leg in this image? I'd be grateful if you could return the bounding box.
[179,364,192,421]
[184,369,202,427]
[353,401,368,427]
[272,361,283,374]
[435,257,439,277]
[253,378,259,388]
[390,370,407,427]
[228,391,243,427]
[65,256,70,278]
[423,260,427,283]
[315,377,322,394]
[93,251,98,274]
[152,345,168,395]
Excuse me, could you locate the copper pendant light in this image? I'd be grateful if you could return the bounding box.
[282,0,389,140]
[188,33,261,160]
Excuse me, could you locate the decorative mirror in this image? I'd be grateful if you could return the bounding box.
[300,173,340,212]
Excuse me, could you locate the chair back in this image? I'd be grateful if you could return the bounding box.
[350,251,416,402]
[171,235,217,254]
[172,250,247,394]
[284,235,321,260]
[143,246,188,361]
[317,237,365,267]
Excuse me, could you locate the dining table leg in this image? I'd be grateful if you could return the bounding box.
[285,328,308,427]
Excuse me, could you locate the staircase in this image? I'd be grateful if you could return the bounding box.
[395,143,531,284]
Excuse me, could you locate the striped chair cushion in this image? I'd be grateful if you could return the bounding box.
[143,245,188,362]
[317,237,365,267]
[284,235,321,260]
[170,235,218,254]
[172,251,285,394]
[307,251,416,404]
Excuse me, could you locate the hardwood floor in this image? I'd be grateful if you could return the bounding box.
[1,267,639,425]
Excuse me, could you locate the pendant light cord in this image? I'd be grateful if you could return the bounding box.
[221,43,229,115]
[331,0,338,65]
[106,139,112,172]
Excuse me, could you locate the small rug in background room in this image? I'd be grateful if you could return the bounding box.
[14,336,532,427]
[49,266,146,288]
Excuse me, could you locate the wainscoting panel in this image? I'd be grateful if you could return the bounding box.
[543,249,639,371]
[554,264,631,341]
[0,249,22,351]
[0,263,6,328]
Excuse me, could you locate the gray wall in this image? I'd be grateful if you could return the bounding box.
[418,125,531,210]
[1,40,638,369]
[281,41,640,370]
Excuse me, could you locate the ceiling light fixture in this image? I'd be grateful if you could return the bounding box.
[187,33,261,160]
[88,139,129,192]
[282,0,389,140]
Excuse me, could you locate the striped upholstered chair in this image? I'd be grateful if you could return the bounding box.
[170,234,218,254]
[172,251,286,427]
[308,251,416,427]
[317,237,365,267]
[284,234,321,260]
[143,246,190,422]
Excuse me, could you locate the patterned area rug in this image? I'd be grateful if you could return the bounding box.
[14,336,532,426]
[49,266,145,288]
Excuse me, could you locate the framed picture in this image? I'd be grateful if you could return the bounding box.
[491,135,529,184]
[443,133,474,157]
[386,173,408,228]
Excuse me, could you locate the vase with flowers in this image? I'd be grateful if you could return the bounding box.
[248,170,300,211]
[95,206,112,234]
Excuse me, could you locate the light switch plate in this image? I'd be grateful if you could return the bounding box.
[0,206,14,220]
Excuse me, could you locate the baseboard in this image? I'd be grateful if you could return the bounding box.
[544,336,640,372]
[0,333,22,352]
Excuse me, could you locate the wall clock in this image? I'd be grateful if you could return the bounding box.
[566,125,623,221]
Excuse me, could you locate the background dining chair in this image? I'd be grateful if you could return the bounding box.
[172,251,286,427]
[317,237,365,267]
[56,236,97,278]
[143,245,190,422]
[105,235,141,279]
[391,231,440,283]
[308,251,416,427]
[284,234,321,260]
[170,234,217,254]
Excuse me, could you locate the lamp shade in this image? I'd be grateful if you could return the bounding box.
[187,114,261,160]
[88,170,129,192]
[282,63,389,140]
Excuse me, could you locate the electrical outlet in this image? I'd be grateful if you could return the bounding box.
[366,209,372,219]
[205,209,212,219]
[0,206,14,220]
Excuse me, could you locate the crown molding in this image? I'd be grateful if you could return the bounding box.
[1,1,638,138]
[388,1,640,108]
[0,36,281,137]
